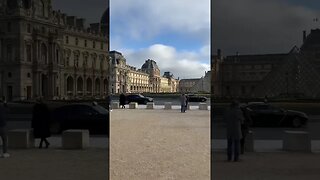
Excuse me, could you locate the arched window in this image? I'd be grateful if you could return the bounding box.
[23,0,31,9]
[36,0,46,17]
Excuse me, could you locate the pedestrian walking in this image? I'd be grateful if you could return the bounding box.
[224,100,244,162]
[119,93,126,109]
[107,95,112,111]
[180,93,187,113]
[264,95,268,103]
[185,95,189,111]
[0,98,9,158]
[240,102,251,154]
[32,97,51,149]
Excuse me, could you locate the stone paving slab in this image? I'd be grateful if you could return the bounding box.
[212,152,320,180]
[212,139,320,152]
[0,148,108,180]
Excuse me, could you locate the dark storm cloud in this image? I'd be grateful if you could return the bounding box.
[212,0,320,56]
[52,0,108,25]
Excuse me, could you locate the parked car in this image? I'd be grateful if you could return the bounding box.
[125,94,153,104]
[186,94,207,102]
[51,102,109,135]
[241,102,308,128]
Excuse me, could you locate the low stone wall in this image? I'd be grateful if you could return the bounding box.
[283,131,311,152]
[62,129,89,149]
[164,102,172,110]
[8,129,35,149]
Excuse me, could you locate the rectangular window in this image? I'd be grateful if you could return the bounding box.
[84,40,87,47]
[93,41,96,49]
[27,24,31,33]
[7,22,11,32]
[100,42,103,50]
[75,38,79,46]
[66,36,69,44]
[7,44,12,61]
[26,45,32,62]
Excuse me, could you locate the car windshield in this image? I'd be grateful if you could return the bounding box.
[93,105,108,114]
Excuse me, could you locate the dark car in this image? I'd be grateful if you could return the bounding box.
[186,94,207,102]
[125,94,153,104]
[241,102,308,128]
[51,102,109,135]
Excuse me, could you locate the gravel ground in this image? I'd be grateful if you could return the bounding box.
[212,152,320,180]
[110,109,211,180]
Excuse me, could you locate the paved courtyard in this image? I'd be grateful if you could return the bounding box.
[110,108,211,180]
[0,147,108,180]
[212,152,320,180]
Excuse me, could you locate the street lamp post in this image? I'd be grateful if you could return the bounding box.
[285,72,289,97]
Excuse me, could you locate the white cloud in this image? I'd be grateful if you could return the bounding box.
[118,44,210,79]
[110,0,210,42]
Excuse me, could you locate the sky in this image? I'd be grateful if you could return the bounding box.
[212,0,320,56]
[52,0,210,79]
[52,0,107,25]
[110,0,210,79]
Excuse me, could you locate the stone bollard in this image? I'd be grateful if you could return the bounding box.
[164,102,172,110]
[8,129,35,149]
[283,131,311,152]
[111,102,119,109]
[129,102,138,109]
[199,103,208,110]
[187,104,191,110]
[245,130,254,152]
[62,129,89,149]
[146,102,154,109]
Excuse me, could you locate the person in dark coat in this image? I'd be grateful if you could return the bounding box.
[0,99,10,158]
[119,93,126,109]
[106,95,112,111]
[32,97,51,148]
[240,102,252,154]
[224,100,244,162]
[180,93,187,113]
[185,95,189,111]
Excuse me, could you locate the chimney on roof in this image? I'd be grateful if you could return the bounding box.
[67,16,76,26]
[217,49,222,59]
[76,18,85,29]
[303,30,307,43]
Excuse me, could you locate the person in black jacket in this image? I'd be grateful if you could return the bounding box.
[0,98,9,158]
[119,93,126,109]
[32,97,51,148]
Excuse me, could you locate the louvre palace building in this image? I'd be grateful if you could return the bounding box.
[109,51,179,94]
[0,0,109,101]
[212,29,320,99]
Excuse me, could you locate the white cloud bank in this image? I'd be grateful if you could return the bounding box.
[118,44,210,79]
[111,0,210,43]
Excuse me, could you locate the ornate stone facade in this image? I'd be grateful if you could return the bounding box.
[0,0,109,101]
[212,29,320,98]
[109,51,178,94]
